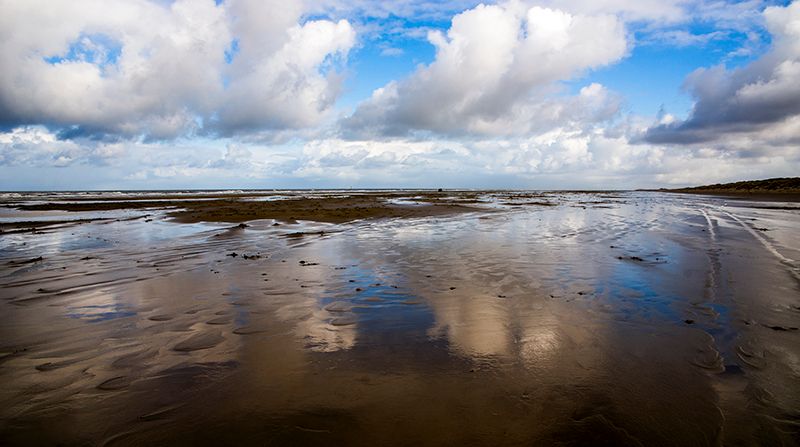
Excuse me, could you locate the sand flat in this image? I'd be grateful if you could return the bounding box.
[0,190,798,445]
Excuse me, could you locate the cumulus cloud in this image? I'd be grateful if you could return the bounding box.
[342,3,628,137]
[0,0,355,140]
[644,1,800,144]
[216,1,355,134]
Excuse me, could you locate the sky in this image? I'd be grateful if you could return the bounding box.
[0,0,798,190]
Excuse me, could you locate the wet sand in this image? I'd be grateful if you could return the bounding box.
[1,191,799,446]
[3,191,485,225]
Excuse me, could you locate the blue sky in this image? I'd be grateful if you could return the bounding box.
[1,0,798,190]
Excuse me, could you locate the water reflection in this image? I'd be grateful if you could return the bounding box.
[65,290,137,322]
[428,295,513,358]
[518,316,561,367]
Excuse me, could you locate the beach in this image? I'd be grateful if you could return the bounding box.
[1,190,798,446]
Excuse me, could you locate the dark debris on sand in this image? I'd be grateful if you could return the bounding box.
[6,256,44,265]
[11,192,485,224]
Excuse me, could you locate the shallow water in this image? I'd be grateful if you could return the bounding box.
[1,192,798,446]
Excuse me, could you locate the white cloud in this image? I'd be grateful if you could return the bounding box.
[216,1,355,134]
[0,126,125,167]
[0,0,355,139]
[342,3,628,137]
[3,120,798,190]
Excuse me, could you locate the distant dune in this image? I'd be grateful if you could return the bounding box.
[670,177,800,195]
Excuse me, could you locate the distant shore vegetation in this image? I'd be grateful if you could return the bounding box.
[671,177,800,194]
